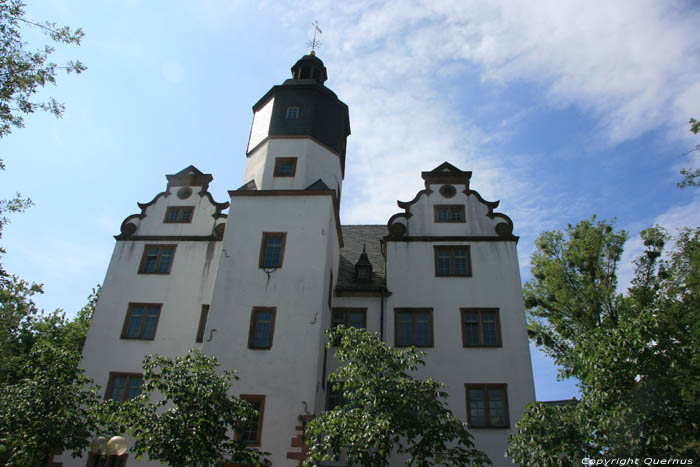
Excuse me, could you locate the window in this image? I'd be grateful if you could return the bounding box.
[328,271,333,309]
[164,206,194,223]
[465,384,509,428]
[394,308,433,347]
[434,246,471,276]
[331,308,367,345]
[325,381,344,410]
[238,395,265,445]
[259,232,286,268]
[105,373,142,403]
[434,205,465,223]
[195,304,209,343]
[273,157,297,177]
[461,308,501,347]
[138,245,176,274]
[121,303,161,340]
[331,308,367,331]
[285,106,300,119]
[176,186,192,200]
[248,307,276,349]
[439,184,457,198]
[356,265,371,280]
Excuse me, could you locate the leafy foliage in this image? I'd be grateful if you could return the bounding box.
[121,350,270,467]
[0,164,101,464]
[0,343,101,466]
[507,218,700,463]
[678,116,700,188]
[304,326,491,466]
[0,0,85,139]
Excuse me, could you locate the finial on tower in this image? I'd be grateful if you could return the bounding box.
[307,21,322,55]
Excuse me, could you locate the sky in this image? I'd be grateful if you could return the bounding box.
[1,0,699,402]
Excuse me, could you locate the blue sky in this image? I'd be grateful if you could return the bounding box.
[1,0,699,402]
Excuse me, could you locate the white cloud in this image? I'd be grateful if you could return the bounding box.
[267,0,700,232]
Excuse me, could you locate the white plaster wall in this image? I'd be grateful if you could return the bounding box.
[58,185,225,467]
[204,193,340,466]
[247,97,274,153]
[385,240,534,467]
[312,213,342,412]
[242,138,343,193]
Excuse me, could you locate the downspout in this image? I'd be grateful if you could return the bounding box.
[380,288,385,340]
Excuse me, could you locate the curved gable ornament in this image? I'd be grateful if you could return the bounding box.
[116,165,229,240]
[386,162,518,242]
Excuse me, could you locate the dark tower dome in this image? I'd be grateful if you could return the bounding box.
[290,53,328,85]
[249,54,351,175]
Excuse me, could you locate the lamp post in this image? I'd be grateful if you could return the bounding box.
[90,436,127,467]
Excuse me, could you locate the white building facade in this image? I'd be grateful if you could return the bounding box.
[60,54,535,467]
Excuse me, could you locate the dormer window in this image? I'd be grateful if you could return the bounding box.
[286,106,300,119]
[354,244,373,282]
[356,266,370,281]
[273,157,297,177]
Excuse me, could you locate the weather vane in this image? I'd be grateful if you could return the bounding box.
[307,20,322,55]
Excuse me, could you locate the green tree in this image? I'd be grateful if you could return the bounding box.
[678,116,700,188]
[121,350,270,467]
[1,165,101,464]
[507,218,700,464]
[304,326,491,466]
[0,342,101,466]
[0,0,85,139]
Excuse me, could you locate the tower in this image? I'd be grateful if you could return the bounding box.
[202,53,350,464]
[243,53,350,195]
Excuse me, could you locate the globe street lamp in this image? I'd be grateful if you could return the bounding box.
[90,436,127,467]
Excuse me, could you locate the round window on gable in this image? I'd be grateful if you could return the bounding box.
[440,184,456,198]
[176,187,192,200]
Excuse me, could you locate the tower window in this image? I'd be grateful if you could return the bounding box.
[238,395,265,445]
[164,206,194,223]
[273,157,297,177]
[461,308,501,347]
[434,245,472,276]
[105,372,142,403]
[285,106,300,119]
[259,232,287,268]
[121,303,162,340]
[465,384,509,428]
[195,304,209,343]
[434,205,465,223]
[325,381,344,410]
[248,307,276,349]
[138,245,176,274]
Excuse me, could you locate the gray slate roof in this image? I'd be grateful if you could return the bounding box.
[337,225,387,292]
